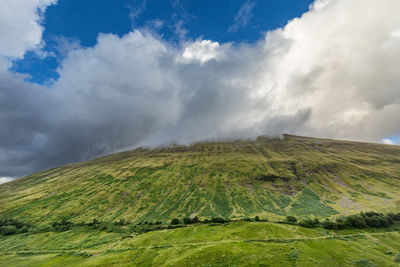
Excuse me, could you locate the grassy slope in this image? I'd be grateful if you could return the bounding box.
[1,222,400,266]
[1,135,400,226]
[1,135,400,266]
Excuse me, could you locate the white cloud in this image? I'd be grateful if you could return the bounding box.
[0,0,56,62]
[310,0,331,10]
[182,40,227,63]
[228,1,256,33]
[0,177,14,185]
[382,139,394,145]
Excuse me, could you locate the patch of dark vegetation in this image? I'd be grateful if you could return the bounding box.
[285,216,298,224]
[210,217,228,223]
[322,212,400,230]
[77,216,231,234]
[299,218,320,228]
[395,252,400,263]
[243,216,268,222]
[0,219,29,236]
[183,216,199,224]
[284,211,400,230]
[353,259,377,267]
[255,174,286,182]
[171,218,180,225]
[52,217,74,232]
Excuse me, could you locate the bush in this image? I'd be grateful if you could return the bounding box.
[286,216,297,224]
[345,215,367,228]
[254,216,260,221]
[317,212,398,230]
[299,219,318,228]
[322,220,339,230]
[211,217,226,223]
[0,225,17,236]
[191,216,199,223]
[365,216,381,228]
[354,259,377,267]
[336,217,344,223]
[387,213,400,222]
[0,219,26,230]
[19,226,29,233]
[395,252,400,263]
[52,217,73,232]
[184,216,199,224]
[171,218,180,225]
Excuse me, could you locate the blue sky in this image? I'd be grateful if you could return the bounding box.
[11,0,314,84]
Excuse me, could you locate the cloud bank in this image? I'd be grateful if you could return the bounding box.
[1,0,400,177]
[0,177,14,185]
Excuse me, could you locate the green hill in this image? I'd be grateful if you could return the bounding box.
[1,134,400,266]
[1,135,400,225]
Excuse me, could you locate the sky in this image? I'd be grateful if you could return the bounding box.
[11,0,314,84]
[1,0,400,182]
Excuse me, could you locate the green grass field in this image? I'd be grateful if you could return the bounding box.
[1,134,400,266]
[1,221,400,266]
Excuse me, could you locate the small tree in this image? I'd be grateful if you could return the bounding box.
[183,217,192,224]
[322,219,337,230]
[254,216,260,222]
[191,216,199,224]
[211,217,226,223]
[286,216,297,224]
[19,226,29,234]
[345,215,366,228]
[171,218,180,225]
[0,225,17,236]
[299,219,316,228]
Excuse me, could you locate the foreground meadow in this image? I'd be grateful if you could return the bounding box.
[1,221,400,266]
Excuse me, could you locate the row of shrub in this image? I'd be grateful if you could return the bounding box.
[0,214,264,236]
[322,212,400,230]
[47,218,132,233]
[0,219,30,236]
[52,217,74,232]
[170,216,228,225]
[285,212,400,230]
[4,211,398,236]
[244,216,268,222]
